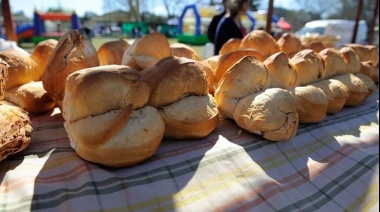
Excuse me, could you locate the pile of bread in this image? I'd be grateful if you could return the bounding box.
[0,29,378,167]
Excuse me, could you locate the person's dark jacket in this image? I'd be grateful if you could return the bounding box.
[214,16,245,55]
[207,11,226,44]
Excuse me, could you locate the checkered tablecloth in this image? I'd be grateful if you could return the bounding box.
[1,90,378,212]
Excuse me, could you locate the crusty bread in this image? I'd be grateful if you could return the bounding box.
[302,41,325,53]
[42,30,99,109]
[0,49,38,90]
[215,56,270,119]
[0,101,33,162]
[339,46,361,74]
[219,38,242,55]
[97,39,130,65]
[198,60,216,94]
[319,48,347,78]
[30,39,58,77]
[122,32,171,71]
[63,65,164,167]
[291,85,329,123]
[0,58,9,100]
[331,73,369,106]
[215,49,263,83]
[290,49,325,86]
[359,61,379,84]
[276,33,303,57]
[344,44,379,66]
[158,94,219,139]
[310,79,349,114]
[170,43,201,61]
[233,88,299,141]
[239,30,280,59]
[354,73,377,98]
[4,81,56,114]
[263,52,298,88]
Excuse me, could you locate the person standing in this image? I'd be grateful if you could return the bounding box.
[213,0,249,55]
[207,0,229,44]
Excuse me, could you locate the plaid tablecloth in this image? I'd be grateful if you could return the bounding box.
[1,90,379,212]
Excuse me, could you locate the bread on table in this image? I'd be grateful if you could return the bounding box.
[215,49,263,83]
[319,48,347,78]
[276,33,303,58]
[0,58,9,100]
[215,56,270,119]
[141,56,218,139]
[339,46,361,74]
[359,61,379,84]
[263,52,298,88]
[63,65,164,167]
[122,32,171,71]
[0,49,38,90]
[30,39,58,77]
[291,85,329,123]
[42,30,99,109]
[233,88,299,141]
[290,49,325,86]
[239,30,280,59]
[331,73,369,106]
[170,43,201,61]
[344,44,379,67]
[0,101,33,162]
[302,40,325,53]
[97,39,130,65]
[354,73,377,98]
[4,81,56,114]
[310,79,349,114]
[219,38,242,55]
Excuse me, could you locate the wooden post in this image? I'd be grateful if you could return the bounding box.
[1,0,18,42]
[368,0,379,45]
[352,0,364,43]
[266,0,274,35]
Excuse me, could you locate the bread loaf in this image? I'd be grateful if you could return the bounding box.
[331,74,368,106]
[239,30,280,59]
[339,46,361,74]
[170,43,201,61]
[63,65,164,167]
[4,81,56,113]
[263,52,298,88]
[276,33,303,57]
[233,88,299,141]
[42,30,99,109]
[319,48,347,78]
[354,73,377,98]
[198,60,216,94]
[0,58,9,100]
[359,61,379,84]
[0,49,38,90]
[122,32,171,71]
[97,39,130,65]
[215,56,270,119]
[220,38,242,55]
[302,41,325,53]
[290,49,325,86]
[344,44,379,66]
[0,101,33,162]
[30,39,58,77]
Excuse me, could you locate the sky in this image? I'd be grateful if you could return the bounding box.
[10,0,300,18]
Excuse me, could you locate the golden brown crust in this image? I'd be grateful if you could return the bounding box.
[359,61,379,84]
[344,44,379,66]
[276,33,303,57]
[0,58,9,100]
[290,49,325,86]
[331,73,368,106]
[354,73,377,98]
[239,30,280,59]
[170,43,201,61]
[339,46,361,74]
[319,48,347,78]
[97,39,130,65]
[0,101,33,162]
[263,52,298,88]
[302,41,325,53]
[30,39,58,77]
[219,38,242,55]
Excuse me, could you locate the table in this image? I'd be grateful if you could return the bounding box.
[1,89,378,212]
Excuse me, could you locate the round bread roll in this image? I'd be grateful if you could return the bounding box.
[290,49,325,86]
[215,56,270,119]
[359,61,379,84]
[0,58,9,100]
[263,52,298,88]
[97,39,130,65]
[158,94,219,139]
[0,101,33,162]
[30,39,58,77]
[122,32,171,71]
[239,30,280,59]
[339,46,361,74]
[302,41,325,53]
[170,43,201,61]
[233,88,299,141]
[354,73,377,98]
[344,44,379,66]
[219,38,242,55]
[0,49,38,90]
[291,85,329,123]
[331,73,369,106]
[63,65,164,167]
[319,48,347,78]
[4,81,56,114]
[310,79,349,114]
[42,30,99,109]
[276,33,303,57]
[215,49,264,83]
